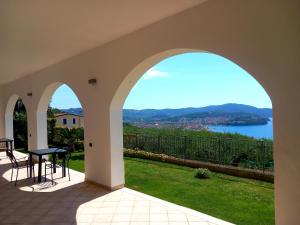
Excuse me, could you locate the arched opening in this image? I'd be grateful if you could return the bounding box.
[37,83,85,171]
[5,95,28,150]
[111,51,274,225]
[13,99,28,151]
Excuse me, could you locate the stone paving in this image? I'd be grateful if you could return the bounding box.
[0,151,234,225]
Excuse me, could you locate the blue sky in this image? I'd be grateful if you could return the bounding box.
[50,53,272,109]
[50,85,82,109]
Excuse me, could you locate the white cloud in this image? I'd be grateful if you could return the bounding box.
[143,68,169,80]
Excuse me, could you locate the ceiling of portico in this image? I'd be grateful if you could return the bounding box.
[0,0,206,85]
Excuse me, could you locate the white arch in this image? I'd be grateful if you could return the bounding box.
[36,82,63,148]
[111,49,272,111]
[5,94,20,140]
[111,49,197,110]
[36,81,84,149]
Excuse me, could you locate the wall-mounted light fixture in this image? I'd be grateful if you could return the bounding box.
[88,78,97,85]
[27,92,33,97]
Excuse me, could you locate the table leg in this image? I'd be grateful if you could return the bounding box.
[38,155,42,182]
[62,153,66,177]
[53,153,56,173]
[5,141,9,156]
[29,153,32,178]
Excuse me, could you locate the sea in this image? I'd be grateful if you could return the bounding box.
[208,118,273,140]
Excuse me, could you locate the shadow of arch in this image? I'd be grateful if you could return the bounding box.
[0,157,110,224]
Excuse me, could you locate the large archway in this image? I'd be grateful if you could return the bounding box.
[111,51,274,224]
[110,49,274,163]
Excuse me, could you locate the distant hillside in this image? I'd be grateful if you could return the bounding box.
[60,108,84,116]
[123,103,272,123]
[60,103,272,128]
[167,111,269,126]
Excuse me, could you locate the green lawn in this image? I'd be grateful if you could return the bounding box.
[67,151,274,225]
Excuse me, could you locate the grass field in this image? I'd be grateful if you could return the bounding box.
[67,151,274,225]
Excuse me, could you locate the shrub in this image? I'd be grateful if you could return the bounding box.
[124,149,168,161]
[194,168,211,179]
[74,140,84,151]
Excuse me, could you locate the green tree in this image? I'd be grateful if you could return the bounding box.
[53,128,80,151]
[13,98,28,149]
[47,105,59,145]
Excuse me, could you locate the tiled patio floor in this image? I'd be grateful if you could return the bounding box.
[0,151,234,225]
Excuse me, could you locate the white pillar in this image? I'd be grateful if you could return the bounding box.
[4,94,19,140]
[109,107,125,188]
[26,107,38,150]
[274,100,300,225]
[84,105,124,190]
[4,112,14,140]
[36,111,48,149]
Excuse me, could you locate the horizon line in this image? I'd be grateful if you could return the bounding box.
[55,103,272,110]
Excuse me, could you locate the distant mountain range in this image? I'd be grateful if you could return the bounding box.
[60,103,272,129]
[61,108,84,116]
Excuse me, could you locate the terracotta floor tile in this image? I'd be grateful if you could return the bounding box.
[0,151,233,225]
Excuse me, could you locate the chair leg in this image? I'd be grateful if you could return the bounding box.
[15,168,19,186]
[26,161,29,178]
[10,167,13,183]
[44,163,47,182]
[67,161,70,181]
[51,166,53,185]
[68,167,70,181]
[33,165,35,183]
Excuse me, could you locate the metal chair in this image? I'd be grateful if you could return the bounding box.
[7,151,35,186]
[44,147,72,184]
[64,148,72,181]
[0,139,13,158]
[44,158,54,184]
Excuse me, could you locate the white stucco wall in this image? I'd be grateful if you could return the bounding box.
[0,1,299,224]
[0,89,5,138]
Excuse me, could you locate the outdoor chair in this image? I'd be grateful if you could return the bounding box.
[0,142,7,155]
[44,157,54,184]
[44,147,72,184]
[0,140,13,158]
[7,151,35,186]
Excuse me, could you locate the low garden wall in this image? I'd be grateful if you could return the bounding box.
[124,149,274,183]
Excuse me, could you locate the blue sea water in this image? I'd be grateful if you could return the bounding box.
[208,118,273,140]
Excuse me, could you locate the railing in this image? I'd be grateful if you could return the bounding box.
[123,133,274,171]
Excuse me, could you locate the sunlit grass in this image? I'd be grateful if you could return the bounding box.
[66,151,274,225]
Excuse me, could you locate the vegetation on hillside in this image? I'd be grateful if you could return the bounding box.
[13,100,273,171]
[124,123,274,171]
[124,122,267,140]
[123,103,272,129]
